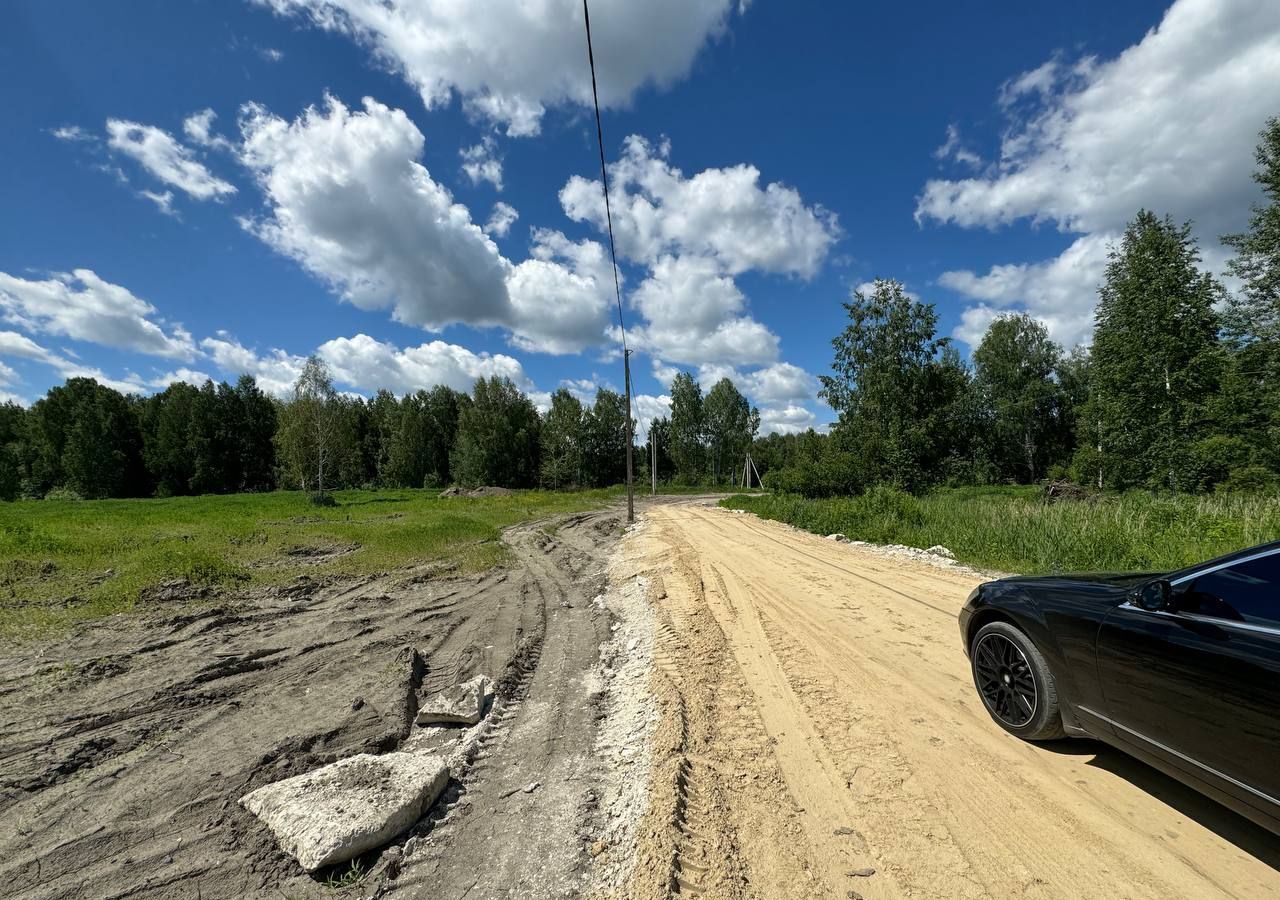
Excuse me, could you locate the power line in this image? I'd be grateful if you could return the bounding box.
[582,0,635,522]
[581,0,627,349]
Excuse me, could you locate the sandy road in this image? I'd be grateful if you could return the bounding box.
[615,501,1280,900]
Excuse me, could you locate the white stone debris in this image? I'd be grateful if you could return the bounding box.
[416,674,493,726]
[240,752,449,872]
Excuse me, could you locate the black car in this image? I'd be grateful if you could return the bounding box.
[960,541,1280,836]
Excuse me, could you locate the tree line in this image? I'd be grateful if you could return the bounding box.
[0,355,763,500]
[758,117,1280,497]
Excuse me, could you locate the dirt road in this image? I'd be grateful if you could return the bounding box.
[612,501,1280,900]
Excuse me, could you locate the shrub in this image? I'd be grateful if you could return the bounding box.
[43,487,84,502]
[1217,465,1280,495]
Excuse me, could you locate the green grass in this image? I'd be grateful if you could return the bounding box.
[0,488,611,641]
[322,860,366,889]
[721,485,1280,576]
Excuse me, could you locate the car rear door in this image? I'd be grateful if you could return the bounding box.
[1093,551,1280,821]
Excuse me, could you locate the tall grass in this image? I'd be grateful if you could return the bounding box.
[721,485,1280,575]
[0,488,612,640]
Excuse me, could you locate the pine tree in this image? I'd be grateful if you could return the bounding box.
[421,386,463,487]
[235,375,277,492]
[1219,117,1280,476]
[0,402,27,500]
[1223,117,1280,348]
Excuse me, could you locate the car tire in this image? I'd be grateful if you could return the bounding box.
[970,620,1066,741]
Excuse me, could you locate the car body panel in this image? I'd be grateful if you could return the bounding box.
[959,552,1280,836]
[1096,601,1280,822]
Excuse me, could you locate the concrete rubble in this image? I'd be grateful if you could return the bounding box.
[416,674,493,726]
[240,751,449,872]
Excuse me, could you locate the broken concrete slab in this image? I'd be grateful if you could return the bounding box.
[416,674,493,726]
[240,751,448,872]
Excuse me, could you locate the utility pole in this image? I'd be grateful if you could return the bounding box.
[624,348,635,523]
[651,421,657,495]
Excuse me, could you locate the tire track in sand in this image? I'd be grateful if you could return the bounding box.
[618,501,1279,900]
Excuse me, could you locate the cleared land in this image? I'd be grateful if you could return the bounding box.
[0,501,634,899]
[0,488,611,639]
[610,501,1280,899]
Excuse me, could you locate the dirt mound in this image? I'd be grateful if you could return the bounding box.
[1043,478,1093,502]
[283,543,359,564]
[138,577,212,603]
[439,485,513,498]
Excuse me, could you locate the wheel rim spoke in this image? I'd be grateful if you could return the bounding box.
[974,633,1038,727]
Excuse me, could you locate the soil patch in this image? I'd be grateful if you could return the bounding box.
[440,485,514,498]
[0,507,629,900]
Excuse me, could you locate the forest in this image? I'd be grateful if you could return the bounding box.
[1,117,1278,503]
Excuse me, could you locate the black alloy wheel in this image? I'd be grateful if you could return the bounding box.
[969,620,1065,741]
[974,632,1037,726]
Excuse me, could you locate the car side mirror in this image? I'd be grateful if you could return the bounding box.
[1133,579,1173,612]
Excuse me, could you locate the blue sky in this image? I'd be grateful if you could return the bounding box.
[3,0,1279,435]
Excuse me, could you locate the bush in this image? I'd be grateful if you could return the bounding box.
[1178,435,1255,492]
[760,447,862,499]
[308,491,337,507]
[1217,465,1280,495]
[43,487,84,502]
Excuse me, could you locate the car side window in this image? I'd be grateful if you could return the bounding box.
[1178,554,1280,629]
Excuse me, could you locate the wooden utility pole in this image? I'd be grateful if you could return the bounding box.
[624,349,634,523]
[651,422,657,495]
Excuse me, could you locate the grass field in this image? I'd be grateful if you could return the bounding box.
[0,488,615,640]
[721,485,1280,576]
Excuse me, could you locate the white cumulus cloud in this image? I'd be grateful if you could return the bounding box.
[252,0,743,136]
[938,233,1113,347]
[460,136,503,190]
[485,201,519,238]
[202,330,537,399]
[561,135,839,277]
[318,333,530,395]
[238,95,611,355]
[106,119,237,200]
[0,269,196,360]
[627,254,777,367]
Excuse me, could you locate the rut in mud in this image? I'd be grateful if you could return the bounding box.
[610,501,1280,900]
[0,507,631,900]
